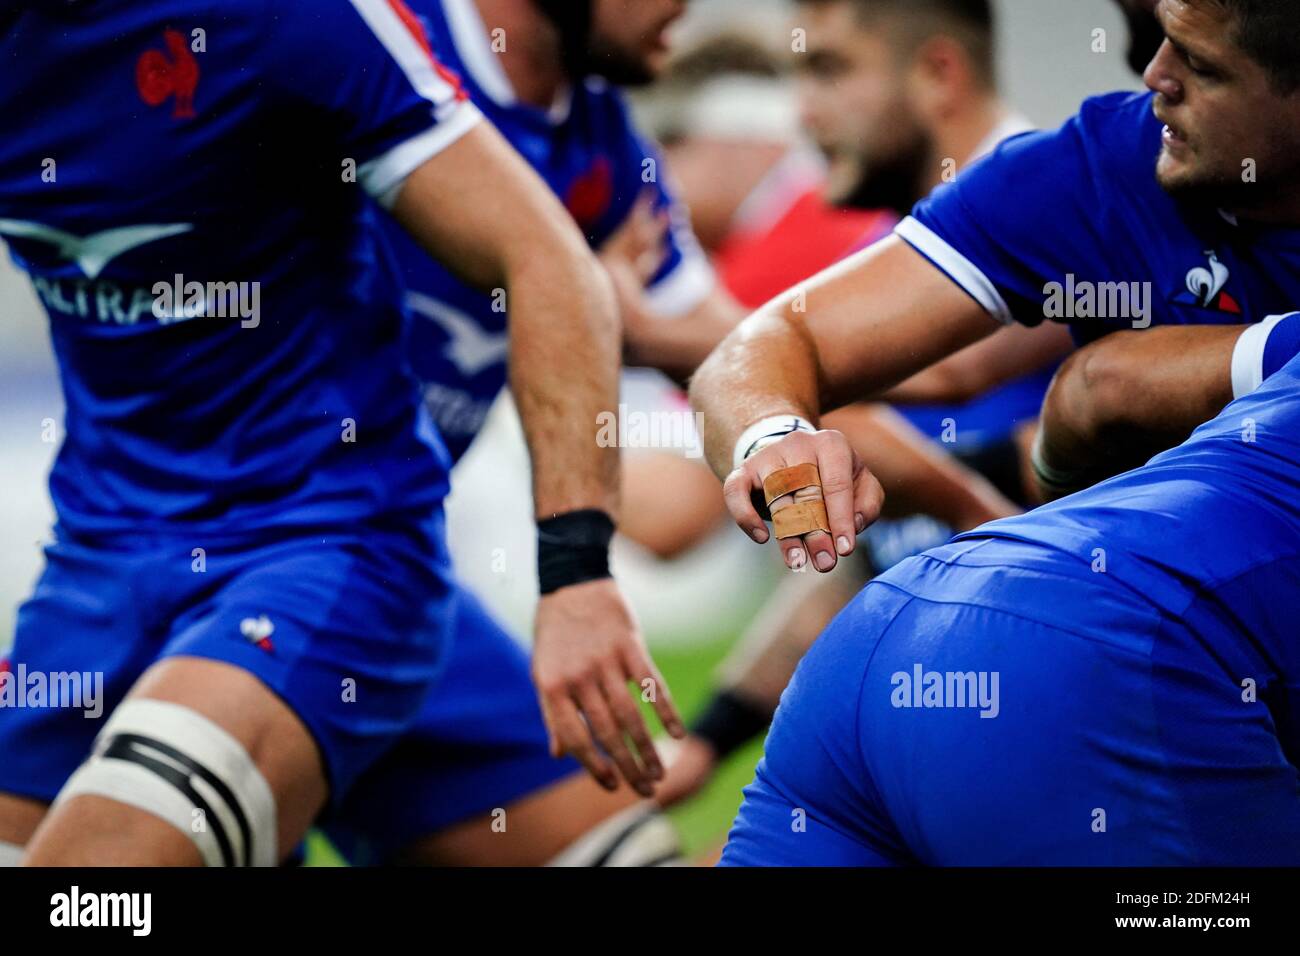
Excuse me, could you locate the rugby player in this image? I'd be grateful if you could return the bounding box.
[0,0,677,866]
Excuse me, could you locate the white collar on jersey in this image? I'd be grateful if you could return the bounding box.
[442,0,574,123]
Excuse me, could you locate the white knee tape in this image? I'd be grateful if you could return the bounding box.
[0,840,24,866]
[55,699,278,866]
[547,803,683,867]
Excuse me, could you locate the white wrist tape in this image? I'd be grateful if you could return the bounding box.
[1230,314,1287,399]
[732,415,816,472]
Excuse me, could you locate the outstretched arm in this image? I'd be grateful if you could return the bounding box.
[689,236,1000,573]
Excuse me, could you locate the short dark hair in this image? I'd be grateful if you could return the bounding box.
[1205,0,1300,93]
[664,33,788,87]
[797,0,996,87]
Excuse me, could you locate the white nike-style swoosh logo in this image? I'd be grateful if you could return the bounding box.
[0,219,194,279]
[406,290,509,377]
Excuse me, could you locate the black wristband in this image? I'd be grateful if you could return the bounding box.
[690,689,773,760]
[537,509,615,595]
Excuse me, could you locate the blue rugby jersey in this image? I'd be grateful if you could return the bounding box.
[898,91,1300,343]
[936,353,1300,748]
[392,0,714,462]
[0,0,483,536]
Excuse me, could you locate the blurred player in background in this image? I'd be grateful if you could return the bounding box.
[373,0,1039,863]
[398,0,738,460]
[321,0,727,866]
[644,33,888,308]
[656,0,1073,809]
[393,0,745,577]
[0,0,680,867]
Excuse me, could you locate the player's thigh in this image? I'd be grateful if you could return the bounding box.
[24,656,326,866]
[397,771,645,866]
[27,516,455,866]
[0,794,47,853]
[0,535,165,854]
[134,657,328,852]
[322,586,572,863]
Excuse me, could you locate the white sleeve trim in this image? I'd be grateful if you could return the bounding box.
[643,252,715,318]
[361,103,483,208]
[1230,314,1287,399]
[442,0,517,106]
[732,415,816,472]
[348,0,461,105]
[894,216,1013,325]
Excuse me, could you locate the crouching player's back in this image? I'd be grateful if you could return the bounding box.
[722,354,1300,866]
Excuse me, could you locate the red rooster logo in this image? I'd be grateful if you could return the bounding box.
[136,28,200,119]
[566,157,614,231]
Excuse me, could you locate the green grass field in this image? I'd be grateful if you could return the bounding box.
[304,633,765,866]
[649,638,768,858]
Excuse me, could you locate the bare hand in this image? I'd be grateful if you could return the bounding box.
[598,191,670,286]
[532,578,685,796]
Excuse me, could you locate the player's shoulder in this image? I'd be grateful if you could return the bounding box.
[1073,90,1161,151]
[406,0,463,67]
[985,91,1157,174]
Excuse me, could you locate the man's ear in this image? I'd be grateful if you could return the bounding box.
[907,34,972,120]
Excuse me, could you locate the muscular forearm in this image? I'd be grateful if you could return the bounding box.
[690,306,824,480]
[510,246,623,519]
[392,127,624,521]
[1035,325,1245,500]
[689,237,997,482]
